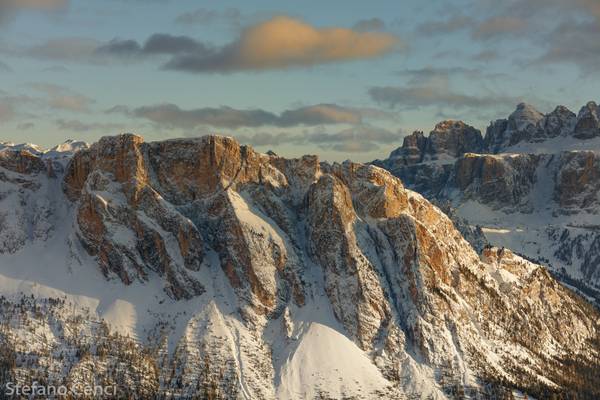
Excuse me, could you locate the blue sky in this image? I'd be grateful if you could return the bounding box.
[0,0,598,161]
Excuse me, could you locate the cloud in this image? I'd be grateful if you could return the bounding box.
[0,93,38,123]
[17,122,34,130]
[164,16,400,73]
[0,100,15,122]
[236,124,402,153]
[471,16,528,40]
[417,15,473,36]
[94,38,141,59]
[29,83,93,112]
[14,16,399,73]
[396,66,506,84]
[0,0,67,22]
[533,21,600,73]
[0,60,11,72]
[471,50,498,62]
[174,8,242,27]
[108,103,364,129]
[411,0,600,72]
[41,65,70,73]
[24,37,101,62]
[234,131,294,147]
[95,33,211,60]
[368,78,517,110]
[352,18,385,32]
[55,119,123,132]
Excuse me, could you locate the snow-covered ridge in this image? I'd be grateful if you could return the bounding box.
[0,138,88,163]
[0,133,599,399]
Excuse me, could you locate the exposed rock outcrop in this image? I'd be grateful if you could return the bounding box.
[485,103,545,153]
[374,120,484,169]
[574,101,600,139]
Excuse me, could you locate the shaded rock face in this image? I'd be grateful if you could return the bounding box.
[453,153,540,209]
[0,149,55,254]
[485,103,545,153]
[555,151,600,210]
[427,120,485,158]
[65,135,206,299]
[540,105,577,139]
[379,152,541,212]
[375,121,484,170]
[574,101,600,139]
[371,122,485,201]
[0,148,46,175]
[389,130,427,166]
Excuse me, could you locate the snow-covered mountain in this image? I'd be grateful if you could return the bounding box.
[373,102,600,310]
[0,133,599,399]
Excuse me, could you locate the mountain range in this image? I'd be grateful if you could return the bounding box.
[0,104,599,398]
[373,101,600,309]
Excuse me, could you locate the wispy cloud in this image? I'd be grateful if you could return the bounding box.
[55,118,123,132]
[369,77,517,110]
[417,15,472,36]
[0,0,68,23]
[352,18,386,32]
[23,37,101,63]
[236,124,402,153]
[174,8,243,27]
[108,103,365,129]
[0,60,11,72]
[29,83,93,112]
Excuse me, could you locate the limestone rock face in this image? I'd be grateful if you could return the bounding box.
[555,151,600,210]
[374,120,484,170]
[539,105,577,139]
[0,148,46,175]
[574,101,600,139]
[485,103,545,153]
[427,120,485,159]
[453,153,540,210]
[371,121,485,200]
[65,134,205,299]
[0,148,56,254]
[389,130,427,166]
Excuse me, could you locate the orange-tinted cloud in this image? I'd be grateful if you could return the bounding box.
[165,16,400,72]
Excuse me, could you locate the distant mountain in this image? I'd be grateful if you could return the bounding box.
[373,102,600,309]
[0,134,598,399]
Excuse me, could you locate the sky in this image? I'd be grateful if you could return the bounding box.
[0,0,599,161]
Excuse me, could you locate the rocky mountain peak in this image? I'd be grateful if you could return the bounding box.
[427,119,484,159]
[538,104,577,139]
[509,102,544,131]
[374,121,484,172]
[574,101,600,139]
